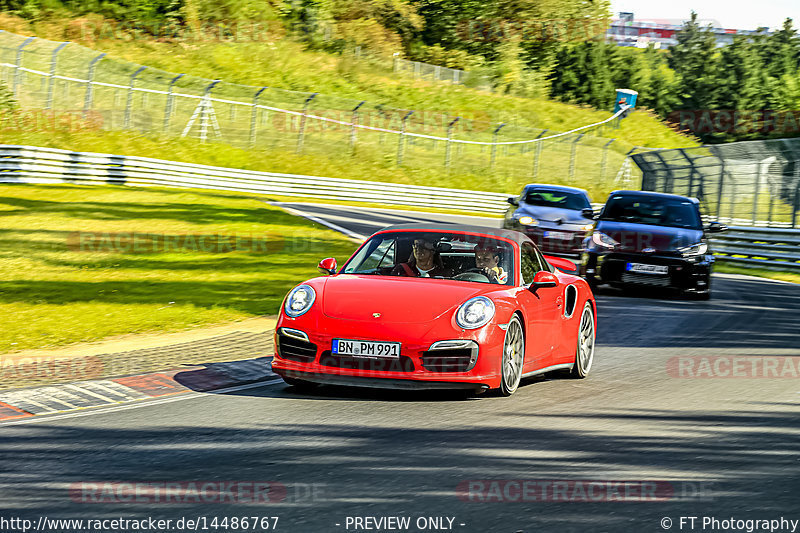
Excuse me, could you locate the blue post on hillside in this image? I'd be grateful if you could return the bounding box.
[613,89,638,128]
[614,89,638,114]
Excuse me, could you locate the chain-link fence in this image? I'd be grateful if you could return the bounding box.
[391,55,488,87]
[0,30,649,195]
[633,138,800,227]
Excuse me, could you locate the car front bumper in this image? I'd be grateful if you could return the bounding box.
[583,251,712,292]
[271,316,507,389]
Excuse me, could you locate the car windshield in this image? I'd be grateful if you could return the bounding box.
[523,189,590,210]
[342,231,516,285]
[600,195,702,229]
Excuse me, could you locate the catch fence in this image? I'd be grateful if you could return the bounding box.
[0,30,648,194]
[634,138,800,228]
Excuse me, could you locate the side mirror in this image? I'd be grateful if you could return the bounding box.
[317,257,337,275]
[707,222,727,233]
[530,271,558,290]
[581,208,594,220]
[507,197,519,206]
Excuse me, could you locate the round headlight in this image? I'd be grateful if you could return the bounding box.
[284,284,316,317]
[456,296,496,329]
[518,216,538,226]
[592,231,619,249]
[679,242,708,257]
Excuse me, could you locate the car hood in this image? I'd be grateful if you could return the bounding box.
[516,205,590,226]
[321,275,490,323]
[595,221,703,253]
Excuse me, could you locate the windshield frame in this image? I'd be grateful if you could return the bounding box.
[598,195,703,230]
[522,188,591,211]
[341,229,519,286]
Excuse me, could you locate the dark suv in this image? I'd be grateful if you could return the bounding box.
[580,191,726,299]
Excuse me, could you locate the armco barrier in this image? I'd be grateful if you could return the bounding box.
[0,145,512,214]
[1,144,796,270]
[710,226,800,270]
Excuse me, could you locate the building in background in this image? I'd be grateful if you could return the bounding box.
[607,12,772,48]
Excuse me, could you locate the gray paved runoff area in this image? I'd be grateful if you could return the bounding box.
[1,204,798,533]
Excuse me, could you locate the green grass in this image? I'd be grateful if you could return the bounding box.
[3,17,699,151]
[0,183,358,353]
[714,262,800,284]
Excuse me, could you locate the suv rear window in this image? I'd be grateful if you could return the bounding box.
[600,196,702,229]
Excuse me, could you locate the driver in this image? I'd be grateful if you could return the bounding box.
[474,245,508,284]
[392,237,450,278]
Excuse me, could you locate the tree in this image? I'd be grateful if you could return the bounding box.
[549,44,586,102]
[766,18,800,79]
[668,11,719,111]
[713,35,764,110]
[583,39,614,108]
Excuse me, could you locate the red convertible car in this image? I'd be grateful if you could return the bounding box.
[272,224,596,396]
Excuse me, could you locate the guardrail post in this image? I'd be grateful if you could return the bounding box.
[350,101,365,152]
[715,157,726,220]
[296,92,318,154]
[163,73,185,133]
[445,117,460,170]
[12,36,36,97]
[490,123,506,173]
[600,139,615,182]
[532,130,548,179]
[396,110,413,166]
[82,52,106,119]
[45,42,68,110]
[392,52,399,73]
[249,86,267,148]
[569,134,583,181]
[751,160,765,225]
[793,179,800,229]
[124,66,147,129]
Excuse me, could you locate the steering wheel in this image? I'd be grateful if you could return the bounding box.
[453,268,491,282]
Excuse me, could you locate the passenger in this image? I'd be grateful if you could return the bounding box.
[392,238,450,278]
[474,245,508,284]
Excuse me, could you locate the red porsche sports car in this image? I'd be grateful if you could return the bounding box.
[272,224,596,396]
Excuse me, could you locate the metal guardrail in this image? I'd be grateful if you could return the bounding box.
[0,145,513,214]
[710,226,800,270]
[2,144,796,269]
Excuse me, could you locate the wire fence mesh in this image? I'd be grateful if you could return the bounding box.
[0,30,650,194]
[634,138,800,228]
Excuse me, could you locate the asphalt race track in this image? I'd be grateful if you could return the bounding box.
[1,204,798,533]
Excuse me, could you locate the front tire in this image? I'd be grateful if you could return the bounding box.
[569,302,595,378]
[499,315,524,396]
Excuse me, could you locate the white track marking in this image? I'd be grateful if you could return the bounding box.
[64,384,116,403]
[0,379,285,428]
[269,203,366,241]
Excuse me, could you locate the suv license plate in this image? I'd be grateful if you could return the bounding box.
[627,263,669,275]
[544,231,573,240]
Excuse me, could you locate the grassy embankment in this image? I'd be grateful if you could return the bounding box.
[0,183,357,354]
[0,15,699,202]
